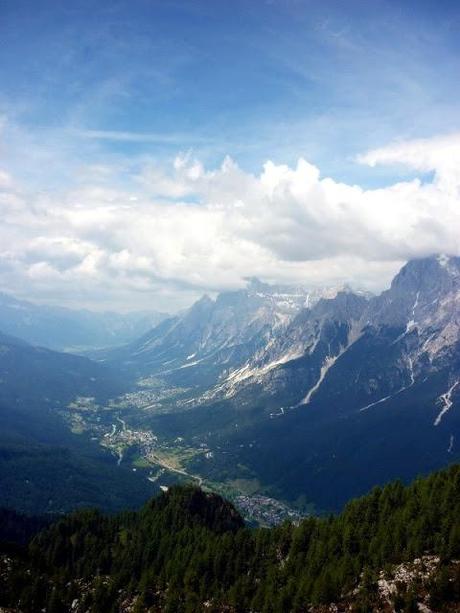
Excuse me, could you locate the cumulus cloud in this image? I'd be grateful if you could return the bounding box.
[358,132,460,192]
[0,133,459,311]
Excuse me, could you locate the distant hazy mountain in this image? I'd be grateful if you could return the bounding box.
[0,330,124,415]
[0,292,167,351]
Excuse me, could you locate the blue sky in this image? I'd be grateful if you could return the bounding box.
[2,0,460,184]
[0,0,459,310]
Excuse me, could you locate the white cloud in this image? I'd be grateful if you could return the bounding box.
[0,170,13,189]
[0,133,459,311]
[358,132,460,193]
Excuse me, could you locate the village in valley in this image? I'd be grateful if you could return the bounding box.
[63,392,305,526]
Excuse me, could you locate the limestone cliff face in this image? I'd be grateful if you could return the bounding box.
[108,255,459,413]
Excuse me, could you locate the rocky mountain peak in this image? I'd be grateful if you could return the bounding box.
[244,276,272,293]
[191,294,214,309]
[313,290,369,322]
[368,255,459,330]
[391,254,459,294]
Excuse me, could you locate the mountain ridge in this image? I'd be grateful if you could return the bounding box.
[97,254,459,512]
[1,255,458,516]
[0,291,168,351]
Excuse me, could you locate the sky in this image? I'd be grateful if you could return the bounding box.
[0,0,459,312]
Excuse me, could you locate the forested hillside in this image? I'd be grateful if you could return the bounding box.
[1,465,460,612]
[0,331,156,514]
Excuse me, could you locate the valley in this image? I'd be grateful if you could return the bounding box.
[75,255,460,514]
[0,254,459,520]
[61,384,304,525]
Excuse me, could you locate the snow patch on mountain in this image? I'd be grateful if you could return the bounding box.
[300,354,340,405]
[359,393,394,412]
[407,291,420,332]
[437,253,450,268]
[220,347,306,398]
[434,380,459,426]
[300,320,364,406]
[359,352,418,412]
[407,354,415,386]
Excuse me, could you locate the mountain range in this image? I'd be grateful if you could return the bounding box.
[0,292,167,351]
[0,254,458,516]
[100,254,460,511]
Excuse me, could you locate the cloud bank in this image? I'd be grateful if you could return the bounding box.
[0,133,459,311]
